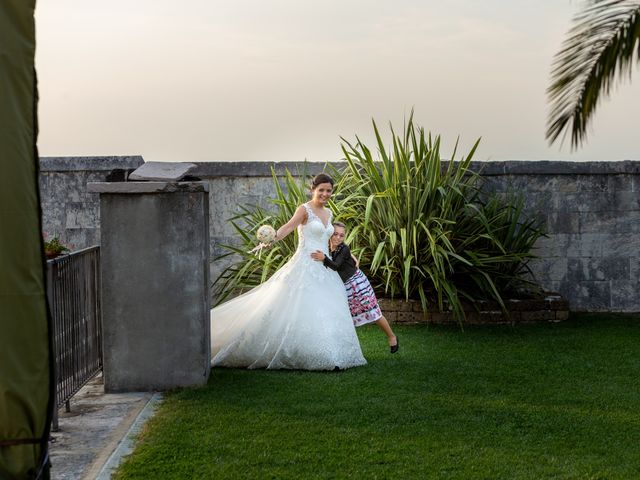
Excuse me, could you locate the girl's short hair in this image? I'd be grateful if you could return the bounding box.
[332,221,346,230]
[311,173,334,189]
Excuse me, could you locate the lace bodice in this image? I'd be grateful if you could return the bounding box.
[297,203,333,254]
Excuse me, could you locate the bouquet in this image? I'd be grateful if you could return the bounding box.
[256,225,276,243]
[249,225,277,254]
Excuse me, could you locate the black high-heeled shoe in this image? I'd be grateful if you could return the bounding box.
[390,337,399,354]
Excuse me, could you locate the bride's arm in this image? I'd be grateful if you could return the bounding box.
[274,205,306,242]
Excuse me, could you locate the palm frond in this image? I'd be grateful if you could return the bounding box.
[547,0,640,148]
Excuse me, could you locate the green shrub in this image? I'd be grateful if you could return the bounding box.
[43,235,70,258]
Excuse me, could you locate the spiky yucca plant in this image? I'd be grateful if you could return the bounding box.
[332,114,545,321]
[449,191,546,308]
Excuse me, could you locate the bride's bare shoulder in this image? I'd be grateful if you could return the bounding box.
[294,204,309,223]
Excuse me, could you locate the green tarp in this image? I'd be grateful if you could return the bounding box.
[0,1,53,478]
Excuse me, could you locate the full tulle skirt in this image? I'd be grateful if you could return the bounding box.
[210,249,367,370]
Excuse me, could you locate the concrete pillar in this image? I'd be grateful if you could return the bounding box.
[87,181,210,391]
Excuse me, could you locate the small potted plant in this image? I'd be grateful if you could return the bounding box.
[44,235,70,259]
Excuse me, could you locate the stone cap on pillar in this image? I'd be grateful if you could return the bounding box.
[87,181,209,194]
[128,161,198,182]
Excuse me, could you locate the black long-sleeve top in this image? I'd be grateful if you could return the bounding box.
[323,243,357,283]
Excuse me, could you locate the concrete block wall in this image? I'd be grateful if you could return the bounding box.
[90,181,211,391]
[40,157,640,312]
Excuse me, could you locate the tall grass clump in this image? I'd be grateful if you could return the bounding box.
[333,113,545,320]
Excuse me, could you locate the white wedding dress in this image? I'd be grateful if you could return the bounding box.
[210,203,367,370]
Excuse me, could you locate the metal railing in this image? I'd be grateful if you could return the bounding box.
[46,246,102,431]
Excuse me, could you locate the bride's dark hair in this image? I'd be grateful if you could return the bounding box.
[311,173,334,189]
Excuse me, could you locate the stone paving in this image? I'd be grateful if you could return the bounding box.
[49,373,156,479]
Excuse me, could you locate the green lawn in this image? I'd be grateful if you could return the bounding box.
[115,314,640,479]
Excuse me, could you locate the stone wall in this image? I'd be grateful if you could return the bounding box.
[40,156,143,249]
[39,157,640,313]
[477,161,640,312]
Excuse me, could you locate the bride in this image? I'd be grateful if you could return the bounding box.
[210,173,367,370]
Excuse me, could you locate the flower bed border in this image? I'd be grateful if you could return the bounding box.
[379,293,570,325]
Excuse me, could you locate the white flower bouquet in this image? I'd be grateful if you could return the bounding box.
[249,225,277,254]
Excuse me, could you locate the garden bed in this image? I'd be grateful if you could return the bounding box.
[379,293,569,325]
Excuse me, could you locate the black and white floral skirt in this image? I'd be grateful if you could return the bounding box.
[344,270,382,326]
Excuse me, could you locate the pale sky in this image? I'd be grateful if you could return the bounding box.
[35,0,640,162]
